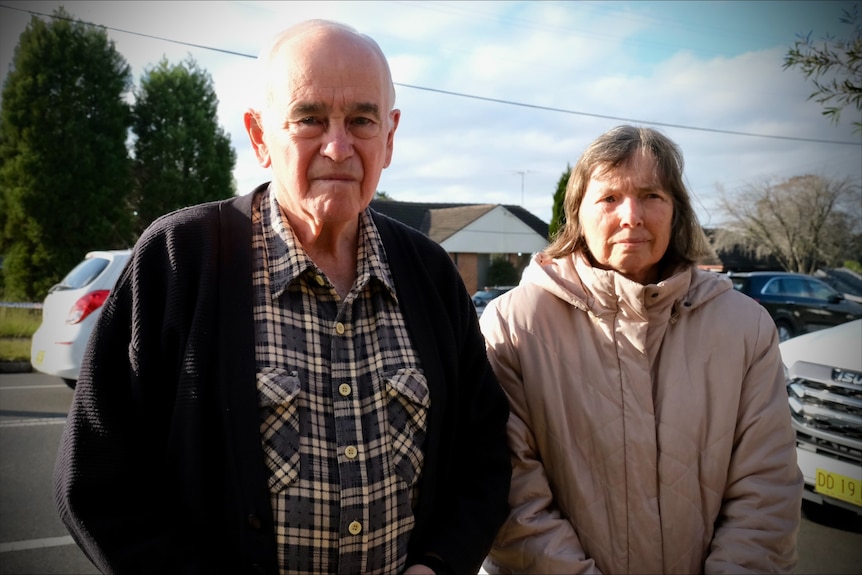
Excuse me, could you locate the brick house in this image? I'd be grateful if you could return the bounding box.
[370,199,550,294]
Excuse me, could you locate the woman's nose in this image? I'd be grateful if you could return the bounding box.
[619,197,644,227]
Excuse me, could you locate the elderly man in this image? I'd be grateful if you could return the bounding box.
[55,20,511,575]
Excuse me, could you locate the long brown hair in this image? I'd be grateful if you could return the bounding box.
[545,125,711,265]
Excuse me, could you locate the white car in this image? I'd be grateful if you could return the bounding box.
[30,249,131,388]
[780,319,862,515]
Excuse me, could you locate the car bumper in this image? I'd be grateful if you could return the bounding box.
[29,324,89,381]
[796,441,862,515]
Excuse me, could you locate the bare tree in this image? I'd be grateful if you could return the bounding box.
[717,174,862,275]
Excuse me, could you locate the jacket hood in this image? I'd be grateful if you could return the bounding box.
[521,252,732,320]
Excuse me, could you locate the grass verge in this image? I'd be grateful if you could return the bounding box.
[0,337,31,362]
[0,307,40,362]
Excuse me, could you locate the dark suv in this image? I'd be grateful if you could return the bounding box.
[730,271,862,341]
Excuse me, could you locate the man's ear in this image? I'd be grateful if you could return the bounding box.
[244,109,271,167]
[383,108,401,169]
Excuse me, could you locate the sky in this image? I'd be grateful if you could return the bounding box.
[1,1,860,228]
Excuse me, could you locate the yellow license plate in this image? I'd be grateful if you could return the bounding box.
[34,350,44,366]
[815,468,862,507]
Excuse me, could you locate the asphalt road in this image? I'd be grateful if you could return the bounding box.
[1,370,860,574]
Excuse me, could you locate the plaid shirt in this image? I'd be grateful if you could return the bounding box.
[252,188,429,575]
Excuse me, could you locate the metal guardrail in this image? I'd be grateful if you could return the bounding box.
[0,301,42,309]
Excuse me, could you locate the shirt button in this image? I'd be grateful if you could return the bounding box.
[315,274,325,286]
[338,383,352,397]
[335,322,345,335]
[348,521,362,535]
[345,445,358,459]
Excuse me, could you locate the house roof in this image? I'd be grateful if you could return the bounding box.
[370,199,550,241]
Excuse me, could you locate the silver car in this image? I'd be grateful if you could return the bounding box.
[780,319,862,516]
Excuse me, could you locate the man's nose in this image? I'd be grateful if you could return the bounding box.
[320,122,354,162]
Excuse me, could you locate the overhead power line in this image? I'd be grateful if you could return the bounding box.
[397,84,861,146]
[2,3,860,147]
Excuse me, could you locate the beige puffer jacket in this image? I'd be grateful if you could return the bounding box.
[481,254,802,575]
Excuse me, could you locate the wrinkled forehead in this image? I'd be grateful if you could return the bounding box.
[257,25,395,112]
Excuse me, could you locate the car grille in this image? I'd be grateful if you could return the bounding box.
[786,360,862,463]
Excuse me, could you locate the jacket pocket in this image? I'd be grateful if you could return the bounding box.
[257,367,302,493]
[385,368,430,488]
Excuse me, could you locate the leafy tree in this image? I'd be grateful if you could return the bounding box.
[374,190,394,200]
[0,8,134,301]
[549,165,571,240]
[486,257,519,286]
[784,4,862,132]
[716,174,862,275]
[131,56,236,234]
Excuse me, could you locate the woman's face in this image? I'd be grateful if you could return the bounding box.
[578,151,674,284]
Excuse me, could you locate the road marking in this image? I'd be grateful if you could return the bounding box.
[0,535,75,553]
[0,418,66,428]
[0,385,68,390]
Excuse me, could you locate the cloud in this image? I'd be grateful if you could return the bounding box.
[1,0,859,227]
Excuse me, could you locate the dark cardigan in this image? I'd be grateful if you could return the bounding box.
[54,185,511,575]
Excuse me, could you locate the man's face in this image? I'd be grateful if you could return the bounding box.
[578,152,674,285]
[249,29,400,227]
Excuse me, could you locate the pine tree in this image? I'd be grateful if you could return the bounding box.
[0,8,134,300]
[548,165,571,240]
[131,57,236,234]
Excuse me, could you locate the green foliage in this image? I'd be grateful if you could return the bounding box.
[374,190,393,200]
[131,57,236,234]
[549,165,571,240]
[0,8,134,301]
[486,257,519,286]
[784,4,862,132]
[844,259,862,274]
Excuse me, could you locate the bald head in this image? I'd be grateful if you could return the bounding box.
[253,20,396,116]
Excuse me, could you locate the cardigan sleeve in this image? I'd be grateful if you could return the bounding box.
[53,203,231,573]
[372,211,512,575]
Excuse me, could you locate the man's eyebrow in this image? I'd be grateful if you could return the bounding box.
[352,102,380,118]
[290,102,325,117]
[288,102,381,119]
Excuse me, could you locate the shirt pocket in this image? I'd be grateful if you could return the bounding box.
[257,367,302,493]
[384,368,430,488]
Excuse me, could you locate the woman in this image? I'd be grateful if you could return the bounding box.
[481,125,802,574]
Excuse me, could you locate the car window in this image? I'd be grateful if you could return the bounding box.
[806,279,838,300]
[59,257,110,290]
[786,278,810,297]
[762,278,781,294]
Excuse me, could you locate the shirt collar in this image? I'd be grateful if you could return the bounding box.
[263,186,398,301]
